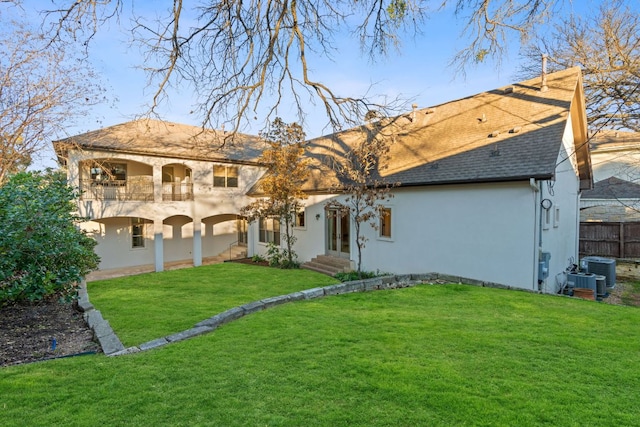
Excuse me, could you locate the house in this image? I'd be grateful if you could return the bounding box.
[56,67,591,293]
[579,131,640,259]
[54,120,266,274]
[247,66,591,293]
[581,131,640,222]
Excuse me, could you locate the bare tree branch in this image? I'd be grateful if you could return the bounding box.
[37,1,561,135]
[0,8,105,182]
[518,0,640,131]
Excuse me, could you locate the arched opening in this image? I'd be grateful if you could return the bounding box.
[163,215,194,263]
[202,214,248,259]
[162,163,193,201]
[79,159,154,201]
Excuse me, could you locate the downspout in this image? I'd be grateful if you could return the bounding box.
[575,187,582,270]
[530,178,541,291]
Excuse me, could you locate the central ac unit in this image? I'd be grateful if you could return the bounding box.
[567,273,597,293]
[580,256,616,289]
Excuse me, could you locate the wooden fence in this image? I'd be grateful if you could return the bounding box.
[579,222,640,259]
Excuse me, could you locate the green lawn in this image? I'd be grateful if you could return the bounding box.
[86,262,339,346]
[2,265,640,426]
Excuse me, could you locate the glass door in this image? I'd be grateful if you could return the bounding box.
[326,209,350,258]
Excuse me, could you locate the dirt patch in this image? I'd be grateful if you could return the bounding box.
[228,257,271,267]
[0,300,100,367]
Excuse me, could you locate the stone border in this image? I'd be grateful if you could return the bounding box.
[77,282,125,355]
[80,273,515,356]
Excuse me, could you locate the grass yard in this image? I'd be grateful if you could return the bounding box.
[86,262,339,346]
[2,265,640,426]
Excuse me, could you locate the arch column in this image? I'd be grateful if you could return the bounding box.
[154,218,164,272]
[193,217,202,267]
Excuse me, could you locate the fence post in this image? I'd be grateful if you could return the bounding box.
[620,222,625,259]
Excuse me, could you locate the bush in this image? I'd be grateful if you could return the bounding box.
[0,171,100,305]
[251,254,266,263]
[265,242,300,269]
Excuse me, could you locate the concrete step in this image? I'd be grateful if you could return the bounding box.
[301,263,341,277]
[302,255,353,277]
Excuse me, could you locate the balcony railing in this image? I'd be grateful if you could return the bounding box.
[80,178,154,201]
[162,182,194,201]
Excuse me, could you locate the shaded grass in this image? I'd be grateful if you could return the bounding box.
[2,284,640,426]
[621,281,640,306]
[87,263,338,346]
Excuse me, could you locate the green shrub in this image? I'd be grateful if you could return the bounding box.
[0,171,100,305]
[251,254,266,263]
[266,242,299,269]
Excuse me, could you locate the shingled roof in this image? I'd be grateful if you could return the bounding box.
[302,67,591,192]
[581,176,640,200]
[54,119,266,165]
[589,130,640,153]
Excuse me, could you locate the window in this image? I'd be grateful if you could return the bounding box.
[91,162,126,182]
[380,207,392,238]
[295,208,306,228]
[131,217,147,248]
[259,217,281,245]
[554,206,560,228]
[543,208,551,230]
[213,165,238,187]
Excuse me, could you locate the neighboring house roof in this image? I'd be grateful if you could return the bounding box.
[54,119,266,165]
[590,130,640,153]
[300,67,591,193]
[581,176,640,200]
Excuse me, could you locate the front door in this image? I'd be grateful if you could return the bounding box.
[326,209,350,258]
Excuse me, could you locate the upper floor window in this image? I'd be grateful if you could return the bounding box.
[91,162,126,182]
[213,165,238,188]
[379,207,392,238]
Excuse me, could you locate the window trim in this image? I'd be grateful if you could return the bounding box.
[213,165,239,188]
[131,217,147,249]
[258,217,281,245]
[378,206,393,241]
[294,208,306,229]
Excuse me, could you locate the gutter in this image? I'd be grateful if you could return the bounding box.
[530,178,541,291]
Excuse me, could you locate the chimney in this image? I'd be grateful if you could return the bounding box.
[541,54,548,92]
[412,103,418,121]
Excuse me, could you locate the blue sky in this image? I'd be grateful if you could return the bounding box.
[18,0,607,169]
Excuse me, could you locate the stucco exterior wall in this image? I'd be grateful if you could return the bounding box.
[347,183,539,290]
[83,218,156,269]
[262,119,582,293]
[68,148,263,271]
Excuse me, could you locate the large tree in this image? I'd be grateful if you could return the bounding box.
[518,0,640,131]
[38,0,560,133]
[241,118,310,268]
[327,119,397,275]
[0,6,104,183]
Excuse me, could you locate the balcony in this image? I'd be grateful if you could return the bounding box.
[80,177,154,201]
[162,181,194,201]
